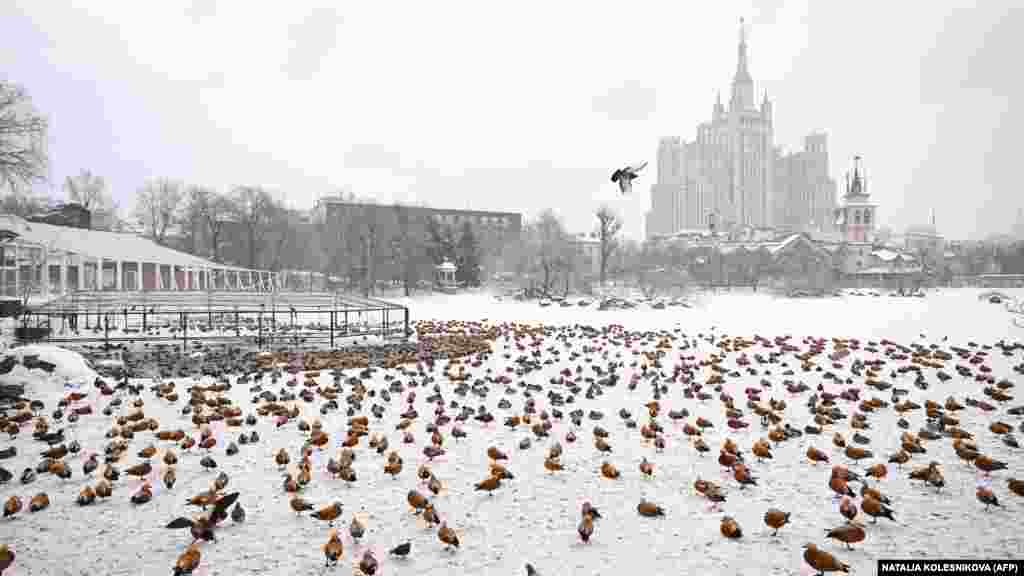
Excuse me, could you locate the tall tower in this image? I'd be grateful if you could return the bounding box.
[833,156,877,243]
[730,18,754,111]
[1013,207,1024,240]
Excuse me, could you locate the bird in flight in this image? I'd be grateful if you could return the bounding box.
[611,162,647,195]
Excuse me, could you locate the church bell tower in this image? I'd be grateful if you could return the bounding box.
[833,156,877,243]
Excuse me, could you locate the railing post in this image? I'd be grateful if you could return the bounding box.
[330,310,334,349]
[182,311,188,349]
[142,309,147,332]
[404,307,409,340]
[104,314,109,348]
[258,309,263,349]
[123,308,128,331]
[235,307,239,337]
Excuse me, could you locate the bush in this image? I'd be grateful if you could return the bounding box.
[0,298,22,318]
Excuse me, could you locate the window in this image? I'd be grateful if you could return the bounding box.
[863,210,871,225]
[854,210,861,225]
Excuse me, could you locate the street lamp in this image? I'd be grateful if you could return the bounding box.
[0,227,20,299]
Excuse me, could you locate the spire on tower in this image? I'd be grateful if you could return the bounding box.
[730,17,755,111]
[733,17,753,86]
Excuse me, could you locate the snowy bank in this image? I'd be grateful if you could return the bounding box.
[0,344,98,396]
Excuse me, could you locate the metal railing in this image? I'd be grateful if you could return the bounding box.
[17,291,410,350]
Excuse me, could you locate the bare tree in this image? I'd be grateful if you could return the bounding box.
[0,187,45,217]
[16,245,41,308]
[425,214,456,266]
[306,207,330,280]
[177,186,204,254]
[135,179,183,245]
[181,186,232,261]
[0,81,48,192]
[633,242,662,297]
[316,189,366,290]
[230,186,278,269]
[526,209,572,296]
[391,202,423,296]
[63,169,113,212]
[204,190,232,262]
[357,203,381,296]
[267,208,310,275]
[594,205,623,286]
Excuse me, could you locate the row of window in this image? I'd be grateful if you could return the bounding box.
[851,209,873,225]
[431,214,514,228]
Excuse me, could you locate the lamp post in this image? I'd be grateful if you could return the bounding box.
[0,234,17,298]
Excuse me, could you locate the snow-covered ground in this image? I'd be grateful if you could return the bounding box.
[399,287,1023,342]
[0,288,1022,576]
[0,345,98,391]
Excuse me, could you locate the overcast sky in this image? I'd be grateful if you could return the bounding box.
[2,1,1021,241]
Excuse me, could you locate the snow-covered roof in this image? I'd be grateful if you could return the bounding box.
[0,215,250,270]
[871,249,899,262]
[855,266,922,275]
[904,224,940,237]
[569,234,601,245]
[838,199,877,208]
[768,234,802,255]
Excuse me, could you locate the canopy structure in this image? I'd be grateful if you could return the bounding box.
[435,259,457,293]
[0,214,280,297]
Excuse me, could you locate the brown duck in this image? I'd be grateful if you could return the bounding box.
[803,543,849,574]
[826,522,866,550]
[764,508,790,536]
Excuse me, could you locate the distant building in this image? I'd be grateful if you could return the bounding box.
[318,199,523,284]
[27,203,92,230]
[646,19,837,240]
[0,214,278,298]
[832,156,876,244]
[828,156,897,278]
[1013,208,1024,241]
[903,213,945,274]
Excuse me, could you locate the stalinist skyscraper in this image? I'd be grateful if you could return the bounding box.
[646,19,837,239]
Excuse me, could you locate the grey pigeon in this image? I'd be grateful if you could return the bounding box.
[231,502,245,523]
[610,161,647,195]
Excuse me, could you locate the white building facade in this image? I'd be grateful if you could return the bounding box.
[646,20,837,240]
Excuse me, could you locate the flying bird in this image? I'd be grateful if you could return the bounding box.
[611,162,647,195]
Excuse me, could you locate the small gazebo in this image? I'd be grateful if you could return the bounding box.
[435,259,457,293]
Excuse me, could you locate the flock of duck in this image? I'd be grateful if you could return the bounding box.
[1,318,1023,575]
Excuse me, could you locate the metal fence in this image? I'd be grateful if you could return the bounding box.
[16,290,410,351]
